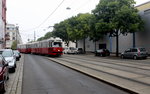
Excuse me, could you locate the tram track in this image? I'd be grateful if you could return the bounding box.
[63,55,150,70]
[58,57,150,77]
[49,57,150,87]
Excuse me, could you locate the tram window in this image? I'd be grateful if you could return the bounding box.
[53,42,62,47]
[49,42,52,47]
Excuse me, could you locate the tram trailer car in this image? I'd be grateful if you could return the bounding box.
[18,37,63,57]
[18,43,31,54]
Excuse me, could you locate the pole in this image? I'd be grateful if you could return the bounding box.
[16,26,19,49]
[34,31,36,41]
[133,32,135,48]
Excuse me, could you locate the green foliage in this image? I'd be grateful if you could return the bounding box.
[52,20,70,46]
[44,32,53,39]
[37,32,53,41]
[92,0,144,56]
[37,37,44,41]
[92,0,143,36]
[11,40,17,50]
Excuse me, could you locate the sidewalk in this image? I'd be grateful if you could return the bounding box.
[48,55,150,94]
[5,54,24,94]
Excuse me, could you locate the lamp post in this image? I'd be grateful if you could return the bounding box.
[16,24,19,49]
[34,31,36,42]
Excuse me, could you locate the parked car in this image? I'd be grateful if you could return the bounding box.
[67,47,78,54]
[0,55,9,93]
[121,47,148,60]
[0,49,16,72]
[76,48,84,54]
[63,47,69,54]
[13,50,21,61]
[95,49,110,57]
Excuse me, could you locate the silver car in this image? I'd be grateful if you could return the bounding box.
[67,47,78,54]
[0,49,16,72]
[121,47,148,60]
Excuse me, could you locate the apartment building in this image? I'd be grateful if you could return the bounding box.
[0,0,6,49]
[6,24,22,49]
[77,1,150,53]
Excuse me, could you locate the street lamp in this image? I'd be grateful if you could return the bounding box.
[66,7,71,10]
[16,24,19,49]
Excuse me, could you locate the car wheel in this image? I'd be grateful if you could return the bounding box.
[100,54,102,57]
[133,55,137,60]
[1,80,6,93]
[15,64,17,68]
[121,55,124,59]
[11,68,16,73]
[143,56,147,59]
[6,75,9,80]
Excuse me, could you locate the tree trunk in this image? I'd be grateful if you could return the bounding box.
[83,38,86,53]
[116,31,119,57]
[76,40,78,48]
[133,32,136,48]
[66,41,69,47]
[95,41,96,52]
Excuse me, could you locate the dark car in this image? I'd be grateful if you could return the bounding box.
[95,49,110,57]
[0,55,9,93]
[76,48,84,54]
[13,50,21,61]
[121,47,148,60]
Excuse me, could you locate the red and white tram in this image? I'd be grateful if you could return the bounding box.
[18,37,63,56]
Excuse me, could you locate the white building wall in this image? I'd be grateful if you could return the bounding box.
[0,0,5,49]
[6,24,23,48]
[135,9,150,53]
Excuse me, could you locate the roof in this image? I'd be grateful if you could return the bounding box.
[136,1,150,11]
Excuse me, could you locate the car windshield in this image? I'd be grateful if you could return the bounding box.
[140,48,146,52]
[0,51,3,54]
[14,50,19,53]
[0,56,3,67]
[2,51,13,57]
[14,51,19,55]
[70,47,76,50]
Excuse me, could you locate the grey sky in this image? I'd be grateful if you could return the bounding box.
[7,0,150,43]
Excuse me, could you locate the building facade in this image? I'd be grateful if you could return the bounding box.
[0,0,6,49]
[6,24,22,49]
[77,1,150,53]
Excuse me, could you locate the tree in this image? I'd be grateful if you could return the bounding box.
[11,40,17,50]
[67,16,82,48]
[88,14,104,52]
[75,13,93,53]
[53,21,70,46]
[92,0,144,56]
[37,37,44,41]
[44,32,53,39]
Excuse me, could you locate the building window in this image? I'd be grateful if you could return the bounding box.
[144,9,150,15]
[6,27,10,30]
[13,32,15,36]
[13,37,15,40]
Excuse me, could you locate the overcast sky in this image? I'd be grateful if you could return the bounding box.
[7,0,150,43]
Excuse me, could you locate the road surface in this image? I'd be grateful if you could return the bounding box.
[22,54,129,94]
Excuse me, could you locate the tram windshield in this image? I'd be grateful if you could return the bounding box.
[52,42,62,47]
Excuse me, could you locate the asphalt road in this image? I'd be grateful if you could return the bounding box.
[22,54,129,94]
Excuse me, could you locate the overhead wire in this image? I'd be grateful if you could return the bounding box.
[34,0,66,30]
[72,0,92,15]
